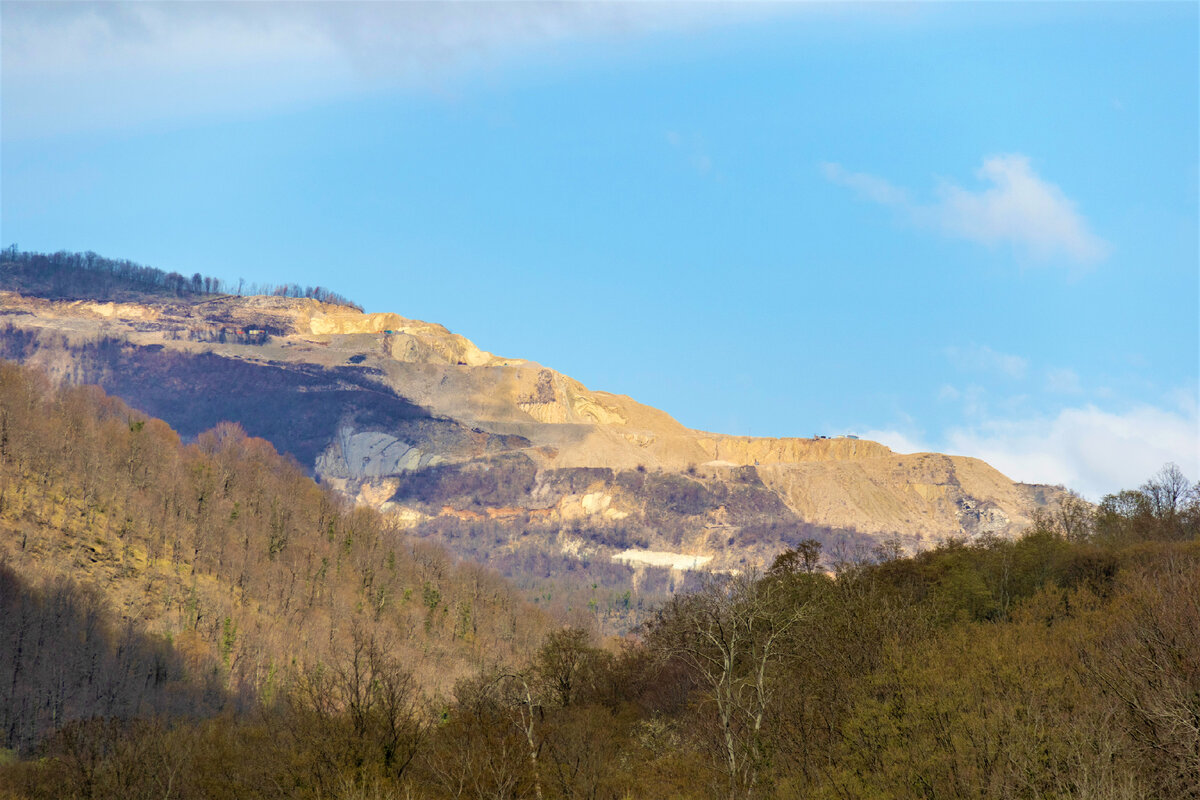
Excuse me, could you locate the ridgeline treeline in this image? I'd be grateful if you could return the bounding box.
[1,359,1198,799]
[0,247,361,310]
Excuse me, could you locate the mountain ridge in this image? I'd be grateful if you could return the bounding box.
[0,259,1073,617]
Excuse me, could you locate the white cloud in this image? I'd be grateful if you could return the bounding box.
[945,344,1028,380]
[944,402,1200,500]
[6,2,738,79]
[820,162,909,206]
[934,155,1109,263]
[823,154,1109,265]
[1,2,777,138]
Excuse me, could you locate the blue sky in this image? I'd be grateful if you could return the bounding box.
[2,1,1197,499]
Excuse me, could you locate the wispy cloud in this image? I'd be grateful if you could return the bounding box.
[1044,367,1082,394]
[820,162,908,206]
[861,428,931,455]
[1,2,776,138]
[936,155,1110,263]
[822,154,1110,265]
[4,2,716,79]
[945,344,1029,380]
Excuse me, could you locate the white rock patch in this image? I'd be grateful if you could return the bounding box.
[316,428,437,480]
[612,550,713,571]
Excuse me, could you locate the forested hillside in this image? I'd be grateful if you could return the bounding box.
[1,355,1196,799]
[0,360,551,748]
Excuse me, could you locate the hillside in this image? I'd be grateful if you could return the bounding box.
[0,359,551,749]
[1,259,1196,800]
[2,453,1196,799]
[0,253,1075,624]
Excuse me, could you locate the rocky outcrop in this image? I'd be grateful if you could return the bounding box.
[307,310,519,368]
[315,427,445,480]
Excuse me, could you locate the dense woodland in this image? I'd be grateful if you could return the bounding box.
[1,359,1198,799]
[0,247,361,309]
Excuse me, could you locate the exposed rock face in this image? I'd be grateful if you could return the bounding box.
[315,428,444,480]
[0,289,1070,582]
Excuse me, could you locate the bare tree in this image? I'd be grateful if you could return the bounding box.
[647,570,810,800]
[1031,490,1095,542]
[423,676,534,800]
[1142,464,1191,517]
[1082,558,1200,798]
[284,627,427,794]
[493,671,546,800]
